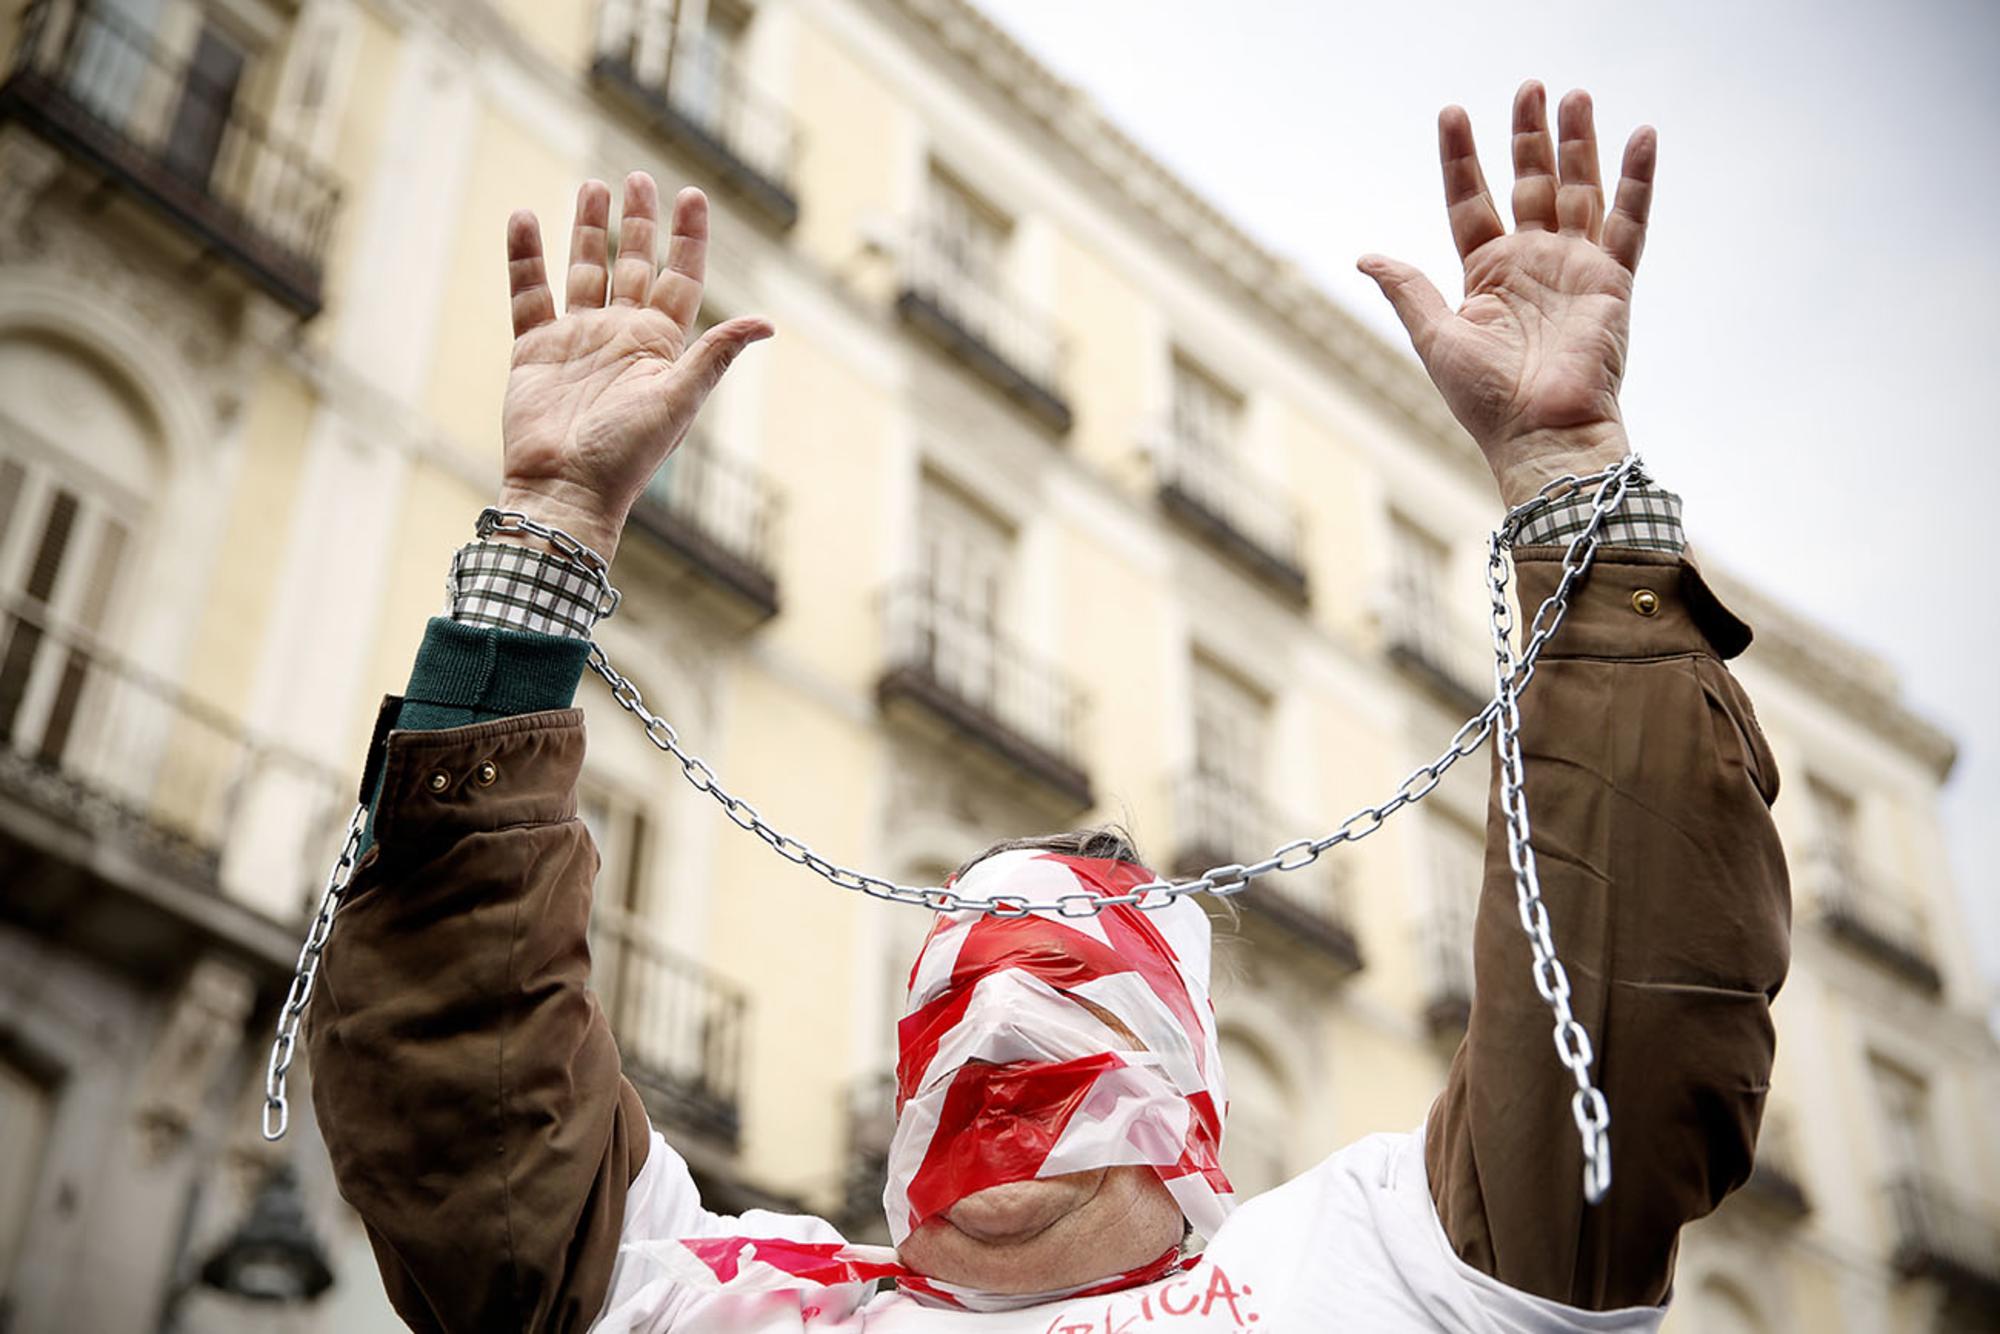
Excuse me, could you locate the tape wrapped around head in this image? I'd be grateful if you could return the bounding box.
[621,850,1234,1312]
[885,850,1234,1243]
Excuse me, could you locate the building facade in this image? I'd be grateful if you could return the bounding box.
[0,0,1993,1331]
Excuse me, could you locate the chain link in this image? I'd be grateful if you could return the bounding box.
[262,802,367,1140]
[265,459,1644,1202]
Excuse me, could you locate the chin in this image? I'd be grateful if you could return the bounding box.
[898,1166,1183,1294]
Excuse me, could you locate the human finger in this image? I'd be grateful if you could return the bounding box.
[649,187,709,337]
[1555,90,1606,240]
[1510,80,1559,232]
[1439,105,1507,261]
[609,171,660,307]
[507,209,556,338]
[1602,125,1657,274]
[1359,254,1452,359]
[565,179,612,311]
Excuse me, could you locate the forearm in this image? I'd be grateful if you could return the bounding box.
[313,541,644,1331]
[1425,495,1790,1309]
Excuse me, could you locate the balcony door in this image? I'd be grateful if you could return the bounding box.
[1189,654,1269,854]
[917,476,1011,714]
[0,431,146,787]
[162,19,247,186]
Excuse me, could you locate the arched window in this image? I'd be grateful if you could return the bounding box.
[1216,1027,1295,1201]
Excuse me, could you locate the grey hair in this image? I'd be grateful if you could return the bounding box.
[949,825,1145,884]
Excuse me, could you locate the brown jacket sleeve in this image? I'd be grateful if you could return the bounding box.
[1425,547,1791,1310]
[306,708,650,1333]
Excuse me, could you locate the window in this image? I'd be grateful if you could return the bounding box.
[1387,513,1449,647]
[0,406,149,775]
[1805,775,1858,863]
[915,472,1014,709]
[923,167,1011,296]
[1170,354,1243,456]
[1423,814,1484,1010]
[1868,1055,1934,1179]
[579,780,652,920]
[1191,655,1268,787]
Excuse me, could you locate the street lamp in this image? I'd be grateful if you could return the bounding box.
[158,1162,334,1332]
[196,1164,334,1302]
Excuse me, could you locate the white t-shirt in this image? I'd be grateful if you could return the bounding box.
[593,1128,1666,1333]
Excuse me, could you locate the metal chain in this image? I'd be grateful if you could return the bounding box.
[262,802,367,1140]
[265,457,1643,1203]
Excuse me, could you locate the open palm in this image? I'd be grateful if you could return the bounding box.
[1362,84,1655,505]
[498,175,771,558]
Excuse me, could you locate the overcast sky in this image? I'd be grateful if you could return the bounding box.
[972,0,2000,997]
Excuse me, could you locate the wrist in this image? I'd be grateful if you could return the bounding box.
[492,479,624,563]
[1483,423,1631,510]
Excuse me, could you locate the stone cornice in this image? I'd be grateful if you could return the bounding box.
[878,0,1487,484]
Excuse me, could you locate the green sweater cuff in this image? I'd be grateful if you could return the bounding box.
[395,617,591,730]
[363,619,590,847]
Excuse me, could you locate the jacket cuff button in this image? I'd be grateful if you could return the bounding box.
[475,760,499,787]
[426,770,450,793]
[1631,589,1661,617]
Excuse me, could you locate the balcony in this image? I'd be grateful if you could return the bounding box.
[624,434,783,623]
[877,582,1092,811]
[1807,844,1943,994]
[590,8,797,231]
[0,596,348,981]
[1153,430,1309,606]
[895,220,1071,435]
[1382,577,1493,717]
[0,0,342,315]
[589,904,747,1147]
[1888,1175,2000,1313]
[839,1070,896,1233]
[1171,771,1359,974]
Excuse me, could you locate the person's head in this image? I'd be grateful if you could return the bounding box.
[890,829,1230,1296]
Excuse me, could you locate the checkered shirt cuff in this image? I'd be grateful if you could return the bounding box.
[445,541,605,640]
[1512,481,1685,554]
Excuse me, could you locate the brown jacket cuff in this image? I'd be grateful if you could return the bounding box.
[370,708,586,848]
[1511,547,1753,661]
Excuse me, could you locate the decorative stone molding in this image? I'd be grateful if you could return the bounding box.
[132,957,258,1160]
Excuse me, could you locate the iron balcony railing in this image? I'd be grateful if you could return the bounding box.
[877,582,1092,809]
[1172,770,1359,972]
[1153,428,1308,604]
[1888,1174,2000,1306]
[841,1070,897,1229]
[590,3,798,228]
[1382,571,1494,715]
[1807,843,1943,994]
[589,904,748,1146]
[895,219,1072,433]
[0,595,347,909]
[1741,1111,1812,1219]
[1,0,342,314]
[626,433,784,619]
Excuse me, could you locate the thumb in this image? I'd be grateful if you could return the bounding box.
[1358,254,1450,357]
[676,315,775,398]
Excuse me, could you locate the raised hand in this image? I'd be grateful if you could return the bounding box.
[1360,83,1653,507]
[497,173,773,559]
